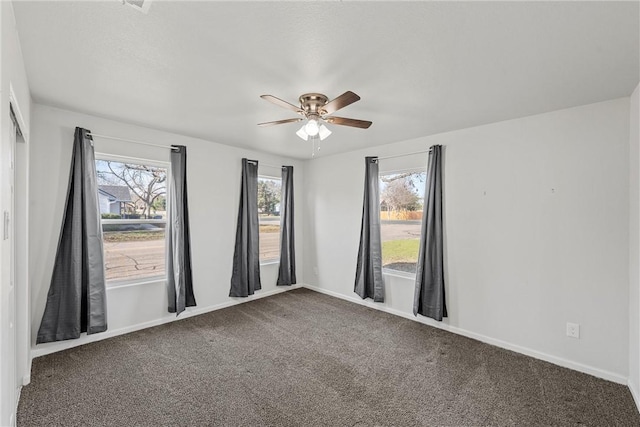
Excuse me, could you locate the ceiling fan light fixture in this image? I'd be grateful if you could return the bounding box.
[304,118,320,136]
[296,125,309,141]
[318,124,331,141]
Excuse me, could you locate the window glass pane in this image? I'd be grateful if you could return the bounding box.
[379,171,426,274]
[102,224,166,282]
[258,176,281,263]
[96,159,167,283]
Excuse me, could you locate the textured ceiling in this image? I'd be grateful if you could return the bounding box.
[13,1,640,159]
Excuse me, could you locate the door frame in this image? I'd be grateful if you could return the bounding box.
[8,84,30,393]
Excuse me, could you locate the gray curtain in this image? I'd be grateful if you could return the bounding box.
[277,166,296,285]
[167,145,196,315]
[354,156,384,302]
[413,145,447,321]
[37,127,107,343]
[230,159,261,297]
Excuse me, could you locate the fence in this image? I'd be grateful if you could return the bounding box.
[380,210,423,221]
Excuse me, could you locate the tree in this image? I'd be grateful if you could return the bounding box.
[97,161,166,219]
[152,195,166,212]
[257,179,281,216]
[381,177,420,214]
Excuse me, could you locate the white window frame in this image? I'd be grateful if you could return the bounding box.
[258,174,282,266]
[379,167,427,277]
[95,152,171,288]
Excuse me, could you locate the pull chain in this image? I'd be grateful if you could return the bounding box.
[311,135,321,157]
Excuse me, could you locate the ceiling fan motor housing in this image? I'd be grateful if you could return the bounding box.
[299,93,329,116]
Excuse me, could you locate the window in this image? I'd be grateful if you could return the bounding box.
[257,176,281,263]
[95,157,168,284]
[379,171,426,275]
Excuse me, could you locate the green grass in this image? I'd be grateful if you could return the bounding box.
[382,239,420,263]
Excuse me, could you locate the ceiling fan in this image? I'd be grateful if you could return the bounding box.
[258,91,372,141]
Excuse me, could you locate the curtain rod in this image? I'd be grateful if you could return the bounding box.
[376,149,432,161]
[88,133,179,151]
[246,159,283,169]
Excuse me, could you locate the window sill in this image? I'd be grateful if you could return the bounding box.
[260,260,280,267]
[382,269,416,281]
[106,277,166,290]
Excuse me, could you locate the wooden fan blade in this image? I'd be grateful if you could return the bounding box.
[321,91,360,115]
[260,95,304,114]
[258,118,303,127]
[325,116,372,129]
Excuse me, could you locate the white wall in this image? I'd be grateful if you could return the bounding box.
[629,83,640,406]
[29,104,304,356]
[0,2,31,426]
[303,98,630,383]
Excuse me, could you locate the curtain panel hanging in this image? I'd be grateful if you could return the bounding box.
[354,156,385,302]
[413,145,447,321]
[277,166,296,286]
[167,145,196,315]
[230,158,261,297]
[37,127,107,343]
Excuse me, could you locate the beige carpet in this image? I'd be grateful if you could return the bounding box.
[18,288,640,426]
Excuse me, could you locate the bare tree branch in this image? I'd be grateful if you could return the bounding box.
[104,161,167,218]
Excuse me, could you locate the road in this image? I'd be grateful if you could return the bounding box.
[104,239,165,282]
[104,229,281,282]
[259,232,280,262]
[380,221,421,241]
[103,222,419,282]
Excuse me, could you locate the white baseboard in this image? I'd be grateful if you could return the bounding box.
[31,284,301,359]
[629,380,640,413]
[14,385,22,426]
[24,352,32,386]
[301,284,628,386]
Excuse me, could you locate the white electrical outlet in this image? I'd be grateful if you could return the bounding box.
[566,322,580,339]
